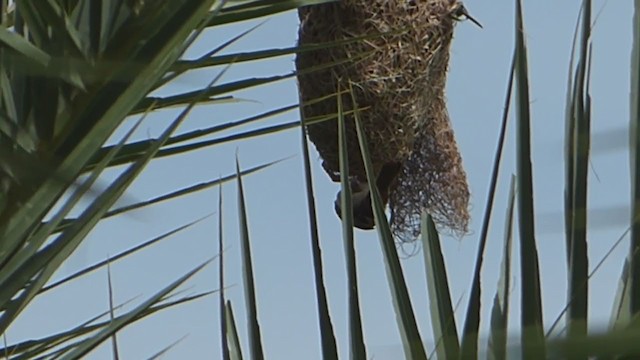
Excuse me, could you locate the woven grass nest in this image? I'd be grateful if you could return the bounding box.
[296,0,476,242]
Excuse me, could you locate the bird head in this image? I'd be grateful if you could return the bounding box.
[334,179,375,230]
[450,3,483,28]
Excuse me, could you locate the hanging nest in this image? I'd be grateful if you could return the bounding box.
[296,0,471,241]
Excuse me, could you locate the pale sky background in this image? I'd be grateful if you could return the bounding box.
[5,1,637,359]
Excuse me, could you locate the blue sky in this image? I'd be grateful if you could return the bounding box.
[6,1,637,359]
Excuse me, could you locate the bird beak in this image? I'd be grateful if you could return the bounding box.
[464,13,483,29]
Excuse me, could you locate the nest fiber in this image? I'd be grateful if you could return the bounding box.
[296,0,471,241]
